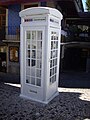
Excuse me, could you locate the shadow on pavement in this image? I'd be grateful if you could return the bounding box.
[59,71,90,88]
[0,72,20,84]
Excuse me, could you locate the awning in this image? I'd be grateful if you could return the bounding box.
[0,0,48,5]
[57,0,84,18]
[66,12,90,25]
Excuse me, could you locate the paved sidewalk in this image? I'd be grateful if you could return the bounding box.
[0,82,90,120]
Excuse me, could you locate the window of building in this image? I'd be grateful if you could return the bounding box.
[9,46,19,62]
[0,8,6,27]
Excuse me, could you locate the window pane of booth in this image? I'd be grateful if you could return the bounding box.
[31,77,35,85]
[32,31,36,40]
[27,42,30,49]
[31,59,36,66]
[36,69,41,78]
[27,31,31,39]
[37,31,42,40]
[26,68,30,75]
[27,50,30,58]
[26,76,30,83]
[32,50,36,58]
[36,60,42,68]
[49,31,59,85]
[32,42,36,49]
[36,78,41,86]
[26,59,30,66]
[37,50,42,59]
[37,41,42,50]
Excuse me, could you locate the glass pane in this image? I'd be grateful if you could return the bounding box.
[50,68,54,76]
[53,41,56,49]
[27,50,30,58]
[26,68,30,75]
[31,67,35,77]
[51,51,52,59]
[51,41,53,49]
[36,78,41,86]
[53,59,54,67]
[26,76,30,83]
[52,50,56,58]
[52,76,55,83]
[50,78,52,84]
[51,35,53,40]
[37,50,42,59]
[32,50,36,58]
[36,69,41,78]
[27,43,30,49]
[26,59,30,66]
[56,50,58,57]
[37,60,42,68]
[50,69,52,76]
[31,59,36,66]
[31,77,35,85]
[57,36,58,40]
[32,42,36,49]
[55,75,56,81]
[55,59,57,66]
[27,31,31,39]
[50,60,52,68]
[51,50,56,59]
[56,41,58,49]
[55,67,57,73]
[26,39,30,49]
[37,31,42,40]
[32,31,36,40]
[53,68,54,75]
[37,41,42,50]
[54,36,56,40]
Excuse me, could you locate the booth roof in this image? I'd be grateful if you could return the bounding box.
[19,7,63,19]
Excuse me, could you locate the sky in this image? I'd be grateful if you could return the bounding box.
[82,0,87,11]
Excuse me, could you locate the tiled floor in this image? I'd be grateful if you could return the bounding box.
[0,82,90,120]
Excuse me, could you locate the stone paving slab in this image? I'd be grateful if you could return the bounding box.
[0,82,90,120]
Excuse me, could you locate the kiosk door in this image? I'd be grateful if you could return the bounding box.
[23,27,45,101]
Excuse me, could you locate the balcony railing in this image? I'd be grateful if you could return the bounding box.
[62,27,90,42]
[0,26,20,42]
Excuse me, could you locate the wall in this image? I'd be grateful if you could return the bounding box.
[8,4,21,35]
[7,4,21,74]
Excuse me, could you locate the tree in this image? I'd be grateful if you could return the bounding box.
[86,0,90,11]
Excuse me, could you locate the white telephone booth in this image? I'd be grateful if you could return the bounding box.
[19,7,62,104]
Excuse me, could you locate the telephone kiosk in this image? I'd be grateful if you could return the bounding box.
[19,7,62,104]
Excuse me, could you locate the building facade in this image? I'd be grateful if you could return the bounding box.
[0,0,84,75]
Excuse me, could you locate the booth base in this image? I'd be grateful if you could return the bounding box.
[20,92,59,104]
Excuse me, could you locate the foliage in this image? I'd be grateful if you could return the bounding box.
[86,0,90,11]
[66,25,83,42]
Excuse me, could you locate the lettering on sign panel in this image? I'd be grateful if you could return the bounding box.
[24,17,46,23]
[29,89,37,94]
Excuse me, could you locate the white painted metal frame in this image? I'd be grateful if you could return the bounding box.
[19,7,62,104]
